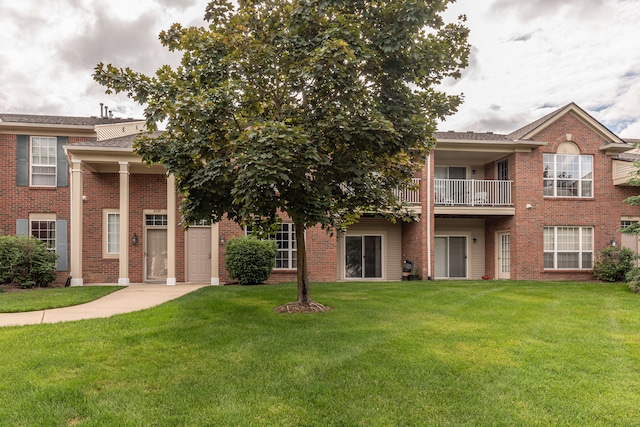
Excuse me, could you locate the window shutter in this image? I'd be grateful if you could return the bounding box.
[16,135,29,186]
[56,136,69,187]
[16,219,28,236]
[55,219,68,271]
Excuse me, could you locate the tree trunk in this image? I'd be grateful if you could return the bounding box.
[294,219,311,304]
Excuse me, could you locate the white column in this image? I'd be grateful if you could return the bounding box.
[70,160,84,286]
[211,222,220,285]
[118,162,130,285]
[166,174,177,286]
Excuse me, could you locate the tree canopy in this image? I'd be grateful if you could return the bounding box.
[94,0,469,308]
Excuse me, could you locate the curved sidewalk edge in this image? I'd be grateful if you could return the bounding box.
[0,284,209,327]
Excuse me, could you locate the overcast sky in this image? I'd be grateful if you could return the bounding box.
[0,0,638,138]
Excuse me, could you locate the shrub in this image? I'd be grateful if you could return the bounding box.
[626,268,640,293]
[224,235,278,285]
[0,235,57,288]
[592,246,637,282]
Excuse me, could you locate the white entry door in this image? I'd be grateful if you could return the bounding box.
[497,232,511,279]
[187,227,211,282]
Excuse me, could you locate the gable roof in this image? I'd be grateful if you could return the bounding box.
[507,102,626,144]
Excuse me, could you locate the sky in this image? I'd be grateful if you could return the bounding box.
[0,0,639,138]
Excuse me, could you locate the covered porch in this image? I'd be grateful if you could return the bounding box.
[65,142,221,286]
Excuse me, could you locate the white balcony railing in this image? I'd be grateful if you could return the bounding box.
[434,179,512,206]
[394,178,421,204]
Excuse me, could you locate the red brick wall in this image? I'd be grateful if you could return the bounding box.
[510,112,640,280]
[217,217,337,284]
[0,134,91,284]
[80,171,186,283]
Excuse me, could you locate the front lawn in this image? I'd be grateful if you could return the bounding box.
[0,286,124,313]
[0,281,639,426]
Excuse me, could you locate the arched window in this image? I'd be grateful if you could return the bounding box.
[543,141,593,197]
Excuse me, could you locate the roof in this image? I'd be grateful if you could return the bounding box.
[507,107,564,141]
[69,131,163,149]
[434,131,512,142]
[0,113,141,127]
[506,102,626,144]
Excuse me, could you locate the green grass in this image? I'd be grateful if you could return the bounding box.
[0,286,124,313]
[1,281,640,426]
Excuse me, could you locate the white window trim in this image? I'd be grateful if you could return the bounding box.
[30,136,57,187]
[103,209,120,259]
[29,213,56,251]
[543,153,593,198]
[543,226,593,270]
[246,223,298,270]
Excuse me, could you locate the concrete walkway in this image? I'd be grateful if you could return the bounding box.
[0,283,209,327]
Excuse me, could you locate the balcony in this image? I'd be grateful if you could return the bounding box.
[394,178,421,205]
[434,179,513,208]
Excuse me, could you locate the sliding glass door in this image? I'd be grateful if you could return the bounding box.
[345,235,382,279]
[434,236,467,278]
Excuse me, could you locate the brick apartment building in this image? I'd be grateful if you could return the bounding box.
[1,102,638,285]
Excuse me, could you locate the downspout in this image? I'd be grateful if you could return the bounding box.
[426,155,432,280]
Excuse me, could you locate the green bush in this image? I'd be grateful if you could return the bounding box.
[626,268,640,293]
[224,235,278,285]
[0,235,57,288]
[592,246,637,282]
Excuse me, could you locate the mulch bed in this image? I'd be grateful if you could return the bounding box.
[274,301,332,314]
[0,283,65,293]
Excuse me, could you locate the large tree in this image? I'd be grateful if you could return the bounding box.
[94,0,469,310]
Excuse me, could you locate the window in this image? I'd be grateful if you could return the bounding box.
[106,212,120,255]
[31,219,56,251]
[543,153,593,197]
[30,136,57,186]
[146,214,168,226]
[17,215,67,271]
[544,226,593,269]
[497,159,509,181]
[247,223,297,269]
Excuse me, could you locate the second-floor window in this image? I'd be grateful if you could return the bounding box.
[30,137,57,186]
[543,153,593,197]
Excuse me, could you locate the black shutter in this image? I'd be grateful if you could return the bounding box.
[16,135,29,186]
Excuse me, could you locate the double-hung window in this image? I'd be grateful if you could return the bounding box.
[544,226,593,269]
[246,223,297,269]
[31,218,56,252]
[30,136,57,186]
[543,153,593,197]
[104,211,120,257]
[16,214,67,271]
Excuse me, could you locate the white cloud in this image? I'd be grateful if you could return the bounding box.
[0,0,638,139]
[440,0,640,136]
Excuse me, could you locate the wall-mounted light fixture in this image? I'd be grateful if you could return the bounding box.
[472,237,478,244]
[131,233,139,246]
[526,204,533,209]
[610,238,617,247]
[220,235,225,245]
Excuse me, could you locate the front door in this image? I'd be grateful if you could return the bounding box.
[187,227,211,282]
[497,232,511,279]
[345,235,383,279]
[435,236,467,279]
[146,228,167,282]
